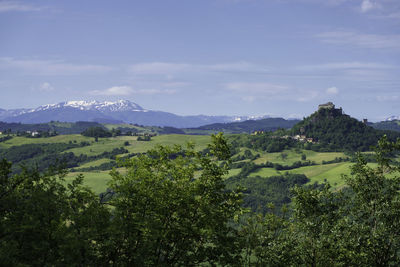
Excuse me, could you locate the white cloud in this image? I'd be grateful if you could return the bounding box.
[326,86,339,95]
[0,1,43,12]
[298,62,393,71]
[91,86,134,96]
[127,62,270,76]
[162,82,190,88]
[296,61,396,82]
[317,31,400,49]
[241,96,256,103]
[376,95,399,102]
[39,82,54,92]
[296,91,319,102]
[0,57,112,75]
[128,62,192,75]
[361,0,374,12]
[225,82,288,94]
[90,86,177,96]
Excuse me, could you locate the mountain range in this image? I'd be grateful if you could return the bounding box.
[0,100,270,128]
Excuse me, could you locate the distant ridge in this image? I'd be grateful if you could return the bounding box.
[0,100,271,128]
[386,116,400,121]
[190,118,300,134]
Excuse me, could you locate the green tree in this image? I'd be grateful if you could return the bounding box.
[103,133,243,266]
[0,161,109,266]
[336,136,400,265]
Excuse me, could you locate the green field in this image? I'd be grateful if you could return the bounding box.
[75,158,113,169]
[0,134,93,148]
[253,149,347,165]
[64,134,212,157]
[2,133,388,195]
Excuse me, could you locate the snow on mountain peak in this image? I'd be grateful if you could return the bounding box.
[32,100,144,112]
[385,116,400,121]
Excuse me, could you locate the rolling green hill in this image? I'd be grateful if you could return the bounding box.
[185,117,300,134]
[291,107,400,151]
[371,120,400,132]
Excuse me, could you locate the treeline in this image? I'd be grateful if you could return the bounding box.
[191,118,299,133]
[372,120,400,132]
[0,121,103,134]
[0,142,129,173]
[0,135,12,143]
[2,134,400,266]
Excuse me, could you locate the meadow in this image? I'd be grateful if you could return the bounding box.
[0,133,372,194]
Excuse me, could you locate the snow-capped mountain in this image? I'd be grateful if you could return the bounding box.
[0,100,271,128]
[232,115,271,122]
[385,116,400,121]
[32,100,144,113]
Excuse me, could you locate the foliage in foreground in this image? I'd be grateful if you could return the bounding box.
[0,133,243,266]
[1,134,400,266]
[239,135,400,266]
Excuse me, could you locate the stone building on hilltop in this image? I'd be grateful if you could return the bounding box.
[318,102,335,110]
[318,102,343,115]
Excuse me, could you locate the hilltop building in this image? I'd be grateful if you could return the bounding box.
[318,102,335,110]
[318,102,343,115]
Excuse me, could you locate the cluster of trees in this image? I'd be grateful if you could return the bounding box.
[0,133,243,265]
[0,143,128,174]
[1,134,400,266]
[227,173,312,214]
[0,135,12,143]
[137,135,151,141]
[230,160,316,174]
[231,149,260,162]
[238,136,400,266]
[247,134,298,152]
[0,121,104,135]
[81,126,112,138]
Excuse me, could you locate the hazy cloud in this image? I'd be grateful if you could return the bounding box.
[225,82,288,94]
[90,86,177,96]
[39,82,54,92]
[326,86,339,95]
[128,62,192,75]
[0,57,112,75]
[317,31,400,49]
[127,62,270,76]
[375,11,400,19]
[376,95,399,102]
[296,91,319,102]
[361,0,377,13]
[298,61,393,71]
[91,86,133,96]
[0,1,44,12]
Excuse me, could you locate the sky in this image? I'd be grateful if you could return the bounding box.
[0,0,399,121]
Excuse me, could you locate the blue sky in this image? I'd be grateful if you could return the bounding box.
[0,0,399,121]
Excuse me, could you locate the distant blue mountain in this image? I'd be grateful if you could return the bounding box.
[0,100,272,128]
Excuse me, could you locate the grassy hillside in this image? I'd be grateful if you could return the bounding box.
[185,118,300,134]
[2,132,394,202]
